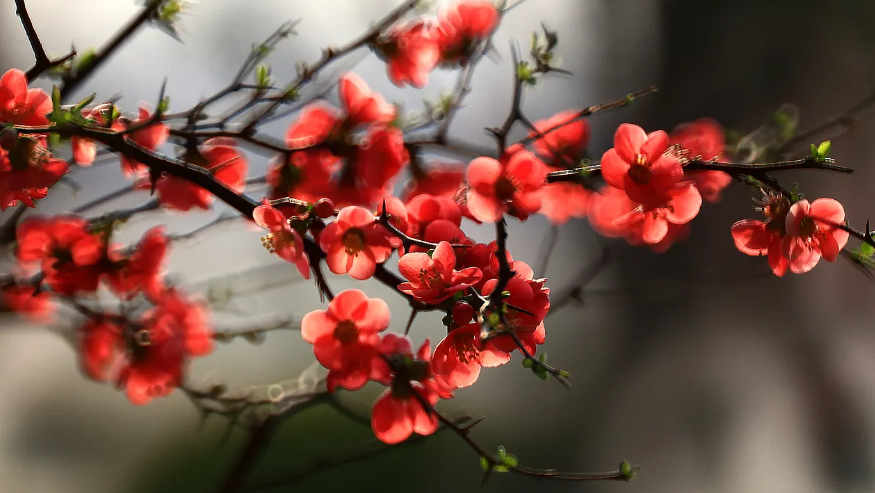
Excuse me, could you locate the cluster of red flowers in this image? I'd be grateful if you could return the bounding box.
[374,0,499,88]
[3,214,213,404]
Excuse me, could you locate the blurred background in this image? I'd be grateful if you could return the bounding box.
[2,1,875,492]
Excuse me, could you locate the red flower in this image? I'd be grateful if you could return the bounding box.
[267,149,337,202]
[377,21,441,88]
[80,289,212,405]
[398,241,482,304]
[405,193,463,238]
[400,165,465,202]
[431,303,510,388]
[319,206,394,280]
[530,110,591,165]
[105,227,168,300]
[782,198,849,274]
[730,192,792,276]
[370,335,451,444]
[120,106,169,177]
[437,0,499,66]
[340,73,396,127]
[356,126,409,189]
[16,215,105,295]
[0,69,51,126]
[2,284,54,324]
[589,184,701,247]
[670,118,732,203]
[466,149,547,222]
[145,138,248,211]
[0,137,69,210]
[301,289,389,391]
[253,204,311,279]
[601,123,683,204]
[539,182,591,224]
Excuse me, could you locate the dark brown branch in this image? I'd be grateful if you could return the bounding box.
[14,0,77,81]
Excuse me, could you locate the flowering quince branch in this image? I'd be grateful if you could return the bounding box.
[8,0,875,491]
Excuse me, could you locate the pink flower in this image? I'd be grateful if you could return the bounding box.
[400,165,466,202]
[431,304,510,388]
[589,183,701,246]
[601,123,683,204]
[538,182,591,224]
[253,204,311,279]
[730,192,792,276]
[466,149,547,222]
[782,198,849,274]
[301,289,390,390]
[356,126,409,189]
[398,241,482,304]
[319,206,393,280]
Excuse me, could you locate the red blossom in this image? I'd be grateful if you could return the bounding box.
[301,289,390,391]
[730,192,792,276]
[377,21,441,88]
[319,206,393,280]
[530,110,591,165]
[466,149,547,222]
[253,204,311,279]
[356,126,409,189]
[400,165,466,203]
[105,226,169,300]
[783,198,849,274]
[398,241,482,304]
[431,303,510,388]
[16,215,105,295]
[589,184,701,247]
[80,289,212,405]
[437,0,499,66]
[601,123,684,204]
[480,262,550,355]
[340,73,396,127]
[670,118,732,203]
[71,104,126,166]
[0,69,51,126]
[0,137,69,210]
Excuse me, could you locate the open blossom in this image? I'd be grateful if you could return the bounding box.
[734,195,848,276]
[356,126,409,189]
[398,241,482,304]
[319,206,394,280]
[80,289,212,405]
[105,227,168,300]
[466,149,547,222]
[376,21,441,88]
[601,123,684,204]
[400,165,465,203]
[253,204,310,279]
[301,289,390,391]
[145,138,248,211]
[120,106,169,176]
[16,215,105,295]
[480,261,550,355]
[0,136,69,210]
[340,73,396,127]
[670,118,732,203]
[431,303,510,388]
[530,110,591,165]
[0,69,51,126]
[370,334,452,444]
[437,0,499,66]
[590,183,701,247]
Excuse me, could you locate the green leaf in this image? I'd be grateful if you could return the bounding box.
[860,242,875,258]
[75,49,97,75]
[479,456,490,472]
[503,454,518,468]
[810,143,818,159]
[817,140,831,158]
[72,93,96,112]
[255,63,272,88]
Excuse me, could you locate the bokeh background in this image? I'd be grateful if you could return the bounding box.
[2,1,875,492]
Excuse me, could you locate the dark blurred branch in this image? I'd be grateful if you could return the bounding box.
[14,0,77,81]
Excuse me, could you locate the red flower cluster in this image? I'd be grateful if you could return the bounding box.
[0,69,68,210]
[374,0,499,88]
[270,73,405,209]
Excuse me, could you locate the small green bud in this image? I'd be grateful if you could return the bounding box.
[479,456,490,472]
